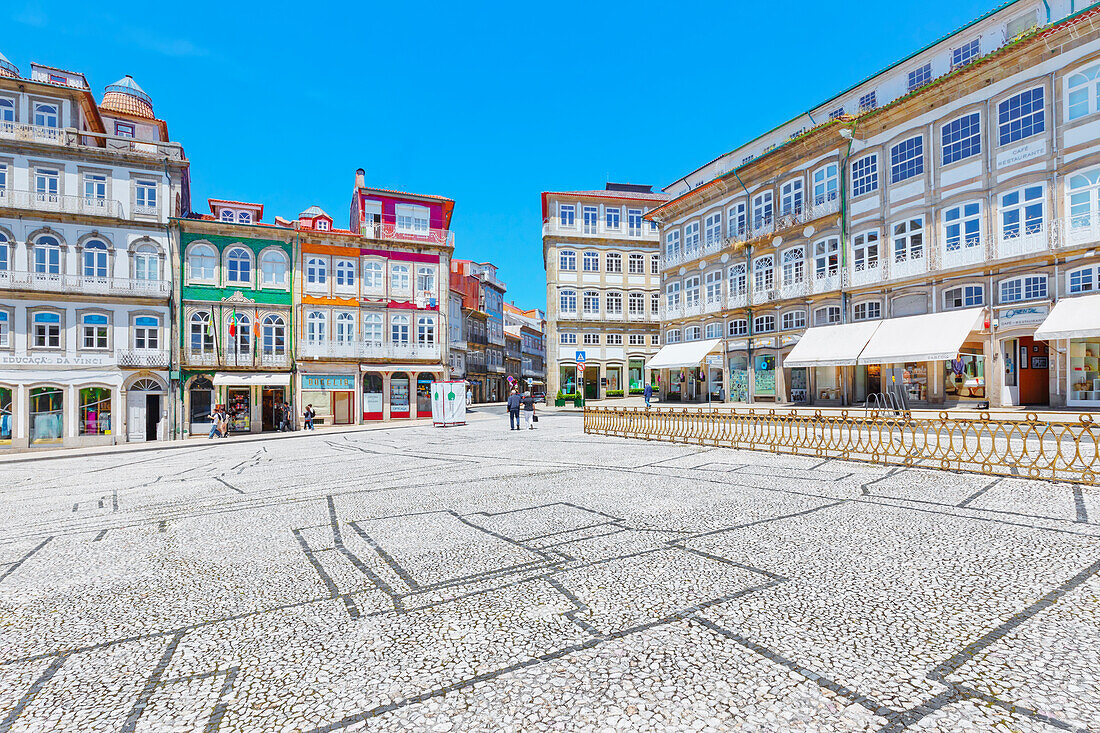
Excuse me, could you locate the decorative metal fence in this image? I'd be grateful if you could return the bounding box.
[584,407,1100,486]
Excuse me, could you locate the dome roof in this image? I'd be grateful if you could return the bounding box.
[100,75,154,119]
[0,51,18,79]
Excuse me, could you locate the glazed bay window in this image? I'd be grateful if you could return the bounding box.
[704,271,722,304]
[813,164,838,205]
[942,113,981,164]
[781,247,804,287]
[665,231,681,261]
[605,291,623,315]
[943,202,983,266]
[851,155,878,196]
[582,290,600,315]
[684,221,700,253]
[752,191,773,229]
[728,263,747,297]
[704,212,722,246]
[33,312,61,348]
[605,252,622,274]
[559,289,577,313]
[82,313,109,349]
[628,253,644,274]
[582,206,598,234]
[890,136,924,183]
[728,202,747,237]
[559,204,575,228]
[753,256,774,292]
[943,284,984,309]
[998,88,1045,145]
[559,249,576,271]
[999,274,1047,303]
[582,251,599,272]
[1067,63,1100,120]
[780,178,803,217]
[665,282,681,309]
[605,207,620,230]
[684,276,701,307]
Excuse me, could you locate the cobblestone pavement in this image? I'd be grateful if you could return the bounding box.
[1,410,1099,733]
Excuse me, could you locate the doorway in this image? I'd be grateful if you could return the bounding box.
[145,394,160,441]
[261,388,284,431]
[1018,336,1050,405]
[332,392,353,424]
[583,366,599,400]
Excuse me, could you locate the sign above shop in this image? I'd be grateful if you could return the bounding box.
[302,374,356,390]
[996,139,1046,169]
[999,305,1050,329]
[0,354,110,366]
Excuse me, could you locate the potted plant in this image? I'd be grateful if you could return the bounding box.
[555,390,580,407]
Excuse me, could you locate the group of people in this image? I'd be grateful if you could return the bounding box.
[207,401,316,439]
[506,389,538,430]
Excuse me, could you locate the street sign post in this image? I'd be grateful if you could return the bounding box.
[576,350,586,406]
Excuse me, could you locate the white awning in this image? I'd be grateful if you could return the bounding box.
[359,364,445,373]
[646,339,722,370]
[857,308,985,364]
[212,372,291,386]
[783,320,883,367]
[1033,294,1100,341]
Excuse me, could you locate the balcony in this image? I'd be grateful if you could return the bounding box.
[1054,217,1100,250]
[752,286,777,305]
[362,221,454,247]
[703,295,725,314]
[849,260,884,288]
[661,303,685,320]
[0,190,124,219]
[581,310,602,320]
[543,220,659,241]
[726,292,748,310]
[117,348,170,368]
[183,350,289,368]
[625,311,650,322]
[779,280,810,300]
[259,352,291,368]
[940,240,987,270]
[0,123,185,160]
[0,270,169,297]
[297,340,443,361]
[889,252,929,280]
[0,122,63,145]
[811,270,844,294]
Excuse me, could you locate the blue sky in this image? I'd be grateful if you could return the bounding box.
[6,0,1003,308]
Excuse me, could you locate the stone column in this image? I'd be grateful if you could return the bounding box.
[382,372,391,422]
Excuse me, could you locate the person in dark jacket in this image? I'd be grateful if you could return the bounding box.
[521,391,536,430]
[303,404,316,430]
[506,389,521,430]
[643,381,653,408]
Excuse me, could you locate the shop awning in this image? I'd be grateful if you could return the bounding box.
[783,320,883,367]
[1034,293,1100,341]
[358,364,445,373]
[212,373,291,386]
[857,308,985,364]
[646,339,722,370]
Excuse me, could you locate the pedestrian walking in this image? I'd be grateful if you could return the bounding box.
[303,404,316,431]
[521,390,537,430]
[506,389,521,430]
[280,401,293,432]
[466,387,473,408]
[207,405,223,439]
[643,381,653,408]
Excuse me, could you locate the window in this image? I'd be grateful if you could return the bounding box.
[416,266,435,293]
[684,276,701,306]
[1001,186,1044,239]
[1067,63,1100,120]
[0,233,8,272]
[853,301,882,321]
[559,204,575,228]
[650,255,660,275]
[83,240,109,278]
[752,191,773,228]
[307,311,327,343]
[34,103,58,128]
[262,315,285,354]
[316,220,330,231]
[1068,265,1098,294]
[605,207,620,229]
[114,121,135,138]
[704,270,722,302]
[853,230,879,271]
[665,231,680,260]
[890,136,924,183]
[998,88,1045,145]
[0,98,13,124]
[628,334,645,346]
[952,38,980,68]
[396,204,430,233]
[229,313,250,353]
[728,263,747,295]
[683,221,700,252]
[753,314,776,334]
[559,289,577,312]
[999,275,1047,303]
[226,247,251,284]
[651,333,661,345]
[331,312,354,344]
[628,209,643,235]
[943,285,984,308]
[362,261,384,289]
[665,281,681,308]
[35,168,59,197]
[782,310,806,330]
[220,209,235,222]
[942,113,982,165]
[237,211,252,224]
[851,155,878,196]
[134,244,158,281]
[704,212,722,246]
[628,253,644,274]
[814,306,841,325]
[583,251,599,272]
[605,253,622,273]
[828,107,845,121]
[33,311,61,348]
[583,290,600,314]
[189,312,213,353]
[33,235,62,275]
[306,257,327,285]
[859,91,877,111]
[727,201,747,237]
[944,202,982,251]
[728,319,747,337]
[628,292,645,314]
[260,250,288,287]
[780,179,804,216]
[753,256,774,291]
[583,333,600,345]
[665,329,682,344]
[0,162,6,193]
[84,173,106,200]
[134,180,157,210]
[390,264,410,291]
[813,237,840,278]
[335,259,356,287]
[606,291,623,314]
[559,249,576,271]
[82,313,109,349]
[415,316,436,346]
[651,292,660,314]
[1069,169,1100,228]
[560,332,577,344]
[685,325,702,341]
[813,164,838,205]
[391,314,410,345]
[908,63,932,91]
[892,217,925,262]
[781,247,804,285]
[582,206,598,233]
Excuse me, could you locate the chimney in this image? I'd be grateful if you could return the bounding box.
[355,168,366,189]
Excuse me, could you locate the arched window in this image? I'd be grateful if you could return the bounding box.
[1069,169,1100,230]
[781,247,804,285]
[335,312,355,343]
[83,239,109,279]
[220,209,235,222]
[33,103,58,128]
[559,289,577,313]
[189,311,213,353]
[187,244,216,281]
[1068,63,1100,120]
[362,313,383,345]
[0,231,9,271]
[226,247,252,284]
[417,316,436,345]
[814,306,842,326]
[685,325,702,341]
[728,263,747,296]
[237,211,252,224]
[335,259,356,287]
[753,255,774,291]
[307,257,327,285]
[728,319,747,337]
[81,313,109,349]
[704,322,722,339]
[416,266,435,293]
[307,311,326,343]
[262,314,285,354]
[260,249,288,287]
[0,98,13,124]
[229,313,250,354]
[133,244,159,281]
[781,310,807,330]
[362,261,383,289]
[33,235,62,275]
[0,310,8,348]
[391,314,410,345]
[582,290,600,314]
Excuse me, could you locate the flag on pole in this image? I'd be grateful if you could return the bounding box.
[229,306,237,338]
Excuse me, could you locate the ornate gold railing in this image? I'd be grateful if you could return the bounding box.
[584,407,1100,485]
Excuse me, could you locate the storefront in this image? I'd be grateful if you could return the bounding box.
[628,359,645,395]
[416,372,434,418]
[390,372,411,418]
[646,339,723,404]
[212,373,293,434]
[187,376,215,435]
[559,364,578,396]
[0,386,12,447]
[943,346,987,402]
[751,337,778,402]
[0,369,123,449]
[727,341,749,403]
[605,365,623,397]
[1034,292,1100,409]
[300,373,356,426]
[784,320,887,407]
[362,371,384,420]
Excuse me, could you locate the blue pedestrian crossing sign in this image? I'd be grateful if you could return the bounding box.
[576,350,586,368]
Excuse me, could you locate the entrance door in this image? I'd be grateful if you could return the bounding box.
[1018,336,1050,405]
[127,392,146,442]
[584,367,599,400]
[261,388,284,431]
[333,392,352,424]
[145,395,160,441]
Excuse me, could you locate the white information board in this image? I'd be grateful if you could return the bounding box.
[430,381,467,427]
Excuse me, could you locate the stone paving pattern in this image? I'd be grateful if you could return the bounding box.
[1,410,1098,732]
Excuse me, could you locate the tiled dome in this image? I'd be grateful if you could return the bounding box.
[100,75,154,119]
[0,51,18,79]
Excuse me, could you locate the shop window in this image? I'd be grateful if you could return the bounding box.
[362,373,384,417]
[390,373,410,414]
[30,387,63,443]
[79,387,112,435]
[0,386,11,443]
[754,354,776,397]
[945,351,986,401]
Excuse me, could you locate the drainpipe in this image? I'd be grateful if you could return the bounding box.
[732,171,755,405]
[1040,0,1051,23]
[835,131,857,406]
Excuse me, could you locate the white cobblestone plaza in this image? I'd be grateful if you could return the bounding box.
[1,409,1099,732]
